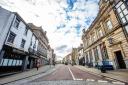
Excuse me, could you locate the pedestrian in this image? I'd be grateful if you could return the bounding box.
[36,59,40,71]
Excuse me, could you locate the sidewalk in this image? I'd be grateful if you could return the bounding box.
[75,65,128,84]
[0,65,55,84]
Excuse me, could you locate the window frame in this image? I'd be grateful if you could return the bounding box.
[116,1,128,24]
[106,20,113,30]
[20,39,26,48]
[24,27,28,36]
[7,32,16,44]
[13,17,20,29]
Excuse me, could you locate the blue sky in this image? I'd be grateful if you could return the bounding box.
[0,0,99,60]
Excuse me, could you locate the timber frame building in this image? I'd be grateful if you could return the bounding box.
[82,0,128,69]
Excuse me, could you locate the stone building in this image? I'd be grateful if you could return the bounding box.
[28,23,49,65]
[82,0,128,69]
[71,48,78,65]
[77,44,84,66]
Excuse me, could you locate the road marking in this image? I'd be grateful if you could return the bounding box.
[75,78,83,80]
[68,67,75,80]
[112,82,125,85]
[98,80,108,83]
[86,79,95,81]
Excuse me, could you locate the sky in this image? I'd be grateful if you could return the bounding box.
[0,0,99,60]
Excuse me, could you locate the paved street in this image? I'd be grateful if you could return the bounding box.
[33,65,108,81]
[4,64,125,85]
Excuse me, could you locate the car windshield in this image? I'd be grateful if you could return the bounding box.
[0,0,128,85]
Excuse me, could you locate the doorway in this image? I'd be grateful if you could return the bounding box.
[115,51,126,69]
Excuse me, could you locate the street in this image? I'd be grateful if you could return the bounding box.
[4,64,125,85]
[33,65,108,81]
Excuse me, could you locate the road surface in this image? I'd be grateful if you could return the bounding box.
[6,64,125,85]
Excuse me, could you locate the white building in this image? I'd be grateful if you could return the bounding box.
[0,7,39,74]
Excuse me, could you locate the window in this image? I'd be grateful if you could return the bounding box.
[106,20,113,29]
[2,59,9,66]
[125,25,128,33]
[20,39,26,48]
[24,28,28,36]
[100,43,109,60]
[91,34,96,43]
[98,29,103,38]
[7,32,16,43]
[14,18,20,28]
[116,1,128,24]
[12,60,16,66]
[8,59,13,66]
[89,50,93,63]
[93,47,99,61]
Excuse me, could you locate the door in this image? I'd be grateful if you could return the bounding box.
[115,51,126,69]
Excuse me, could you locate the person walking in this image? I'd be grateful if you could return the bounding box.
[36,59,40,71]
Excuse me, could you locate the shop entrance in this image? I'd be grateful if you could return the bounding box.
[115,51,126,69]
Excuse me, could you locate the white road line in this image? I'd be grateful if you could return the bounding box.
[68,67,75,80]
[86,79,95,81]
[112,82,125,85]
[98,80,108,83]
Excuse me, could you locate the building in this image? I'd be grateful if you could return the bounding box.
[47,45,54,65]
[77,44,84,66]
[64,53,72,64]
[28,23,49,65]
[82,0,128,69]
[71,48,78,65]
[0,7,46,75]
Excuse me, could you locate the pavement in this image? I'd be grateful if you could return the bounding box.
[75,65,128,84]
[0,65,56,85]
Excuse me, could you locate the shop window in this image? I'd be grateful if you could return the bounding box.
[13,17,20,28]
[12,60,16,66]
[2,59,9,66]
[93,47,99,61]
[116,1,128,24]
[7,32,16,44]
[16,60,19,66]
[0,59,4,66]
[89,50,93,63]
[8,59,13,66]
[100,43,109,60]
[19,60,22,65]
[20,39,26,48]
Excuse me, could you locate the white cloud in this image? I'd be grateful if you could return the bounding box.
[0,0,99,59]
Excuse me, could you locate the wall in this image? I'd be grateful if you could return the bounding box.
[0,7,14,51]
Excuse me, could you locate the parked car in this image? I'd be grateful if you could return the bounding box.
[99,60,114,70]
